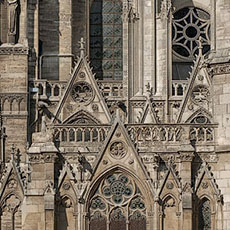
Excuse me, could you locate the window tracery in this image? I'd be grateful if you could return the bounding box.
[89,172,146,230]
[198,198,211,230]
[172,7,210,59]
[90,0,123,80]
[172,7,210,81]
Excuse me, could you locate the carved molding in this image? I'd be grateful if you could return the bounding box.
[209,64,230,75]
[0,46,29,55]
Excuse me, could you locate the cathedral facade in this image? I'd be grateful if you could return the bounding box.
[0,0,230,229]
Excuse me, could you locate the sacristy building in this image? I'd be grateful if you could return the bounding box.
[0,0,230,229]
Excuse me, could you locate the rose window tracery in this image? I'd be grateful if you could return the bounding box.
[172,7,210,59]
[71,82,94,104]
[89,172,146,230]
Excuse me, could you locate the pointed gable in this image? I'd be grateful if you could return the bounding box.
[52,42,112,124]
[141,98,159,124]
[0,160,25,202]
[176,56,213,123]
[91,116,151,184]
[195,161,222,202]
[157,160,182,199]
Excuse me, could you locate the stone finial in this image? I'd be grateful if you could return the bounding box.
[79,37,85,58]
[11,144,16,161]
[15,148,21,166]
[41,115,47,133]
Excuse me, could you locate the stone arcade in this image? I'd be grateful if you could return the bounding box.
[0,0,230,229]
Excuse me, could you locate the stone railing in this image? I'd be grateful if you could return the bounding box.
[51,123,216,145]
[172,80,188,97]
[30,80,123,100]
[97,80,123,98]
[30,80,67,101]
[53,125,111,143]
[126,124,216,145]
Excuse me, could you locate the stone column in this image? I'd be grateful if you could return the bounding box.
[26,130,58,230]
[178,148,194,230]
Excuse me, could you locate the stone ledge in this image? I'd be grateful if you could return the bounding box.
[0,44,29,55]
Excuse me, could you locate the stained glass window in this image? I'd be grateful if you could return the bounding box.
[198,198,211,230]
[90,0,123,80]
[89,172,146,230]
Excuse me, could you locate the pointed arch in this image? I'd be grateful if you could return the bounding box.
[0,192,22,230]
[56,194,76,230]
[63,110,101,125]
[161,194,180,230]
[85,166,153,230]
[185,108,213,124]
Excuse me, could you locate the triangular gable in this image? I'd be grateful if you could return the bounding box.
[0,160,25,200]
[90,116,153,192]
[141,98,159,124]
[157,160,181,198]
[195,161,222,201]
[177,56,213,123]
[52,47,112,124]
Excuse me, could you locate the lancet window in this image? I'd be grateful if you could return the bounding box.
[172,7,210,81]
[88,172,147,230]
[90,0,123,80]
[198,198,211,230]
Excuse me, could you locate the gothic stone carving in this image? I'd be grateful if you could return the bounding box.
[71,82,94,104]
[191,85,210,105]
[7,0,18,44]
[109,141,127,159]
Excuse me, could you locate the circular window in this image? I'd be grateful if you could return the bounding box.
[172,7,210,59]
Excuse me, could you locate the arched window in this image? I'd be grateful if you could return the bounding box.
[198,198,211,230]
[56,196,75,230]
[90,0,123,80]
[172,7,210,80]
[88,172,147,230]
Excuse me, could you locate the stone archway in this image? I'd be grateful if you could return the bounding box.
[87,170,148,230]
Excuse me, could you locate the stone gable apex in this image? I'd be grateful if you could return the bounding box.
[0,161,25,200]
[52,49,112,125]
[157,160,182,199]
[141,98,159,124]
[195,161,222,202]
[90,116,152,185]
[176,55,213,123]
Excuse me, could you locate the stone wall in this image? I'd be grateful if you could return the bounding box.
[0,53,28,161]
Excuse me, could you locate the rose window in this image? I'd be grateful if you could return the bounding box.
[172,7,210,59]
[102,174,133,204]
[89,172,147,230]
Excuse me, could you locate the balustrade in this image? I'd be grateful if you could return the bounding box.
[97,80,123,97]
[53,125,111,143]
[172,80,188,96]
[126,124,216,144]
[51,124,215,145]
[30,80,67,101]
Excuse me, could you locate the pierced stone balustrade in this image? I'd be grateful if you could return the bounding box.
[172,80,188,96]
[97,80,123,98]
[126,124,216,145]
[53,125,111,143]
[30,80,67,101]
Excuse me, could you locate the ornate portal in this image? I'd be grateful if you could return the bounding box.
[71,82,94,104]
